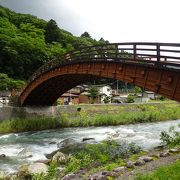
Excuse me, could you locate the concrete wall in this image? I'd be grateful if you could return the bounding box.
[0,106,60,121]
[0,105,85,121]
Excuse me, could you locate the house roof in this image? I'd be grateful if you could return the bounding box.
[60,93,79,97]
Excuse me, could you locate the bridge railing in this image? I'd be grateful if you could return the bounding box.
[28,42,180,83]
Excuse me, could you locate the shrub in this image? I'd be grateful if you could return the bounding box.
[160,125,180,148]
[126,94,135,103]
[65,140,141,173]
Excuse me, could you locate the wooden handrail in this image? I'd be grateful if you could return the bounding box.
[27,42,180,84]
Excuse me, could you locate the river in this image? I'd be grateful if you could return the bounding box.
[0,119,180,173]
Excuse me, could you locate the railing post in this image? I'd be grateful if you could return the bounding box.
[133,44,137,60]
[88,47,91,60]
[156,44,160,66]
[115,44,118,60]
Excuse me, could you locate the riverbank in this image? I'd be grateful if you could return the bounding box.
[0,103,179,133]
[0,119,179,178]
[1,139,179,179]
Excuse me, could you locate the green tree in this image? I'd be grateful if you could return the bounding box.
[81,32,91,38]
[0,5,109,81]
[45,19,60,43]
[134,86,143,96]
[0,73,25,91]
[88,86,99,104]
[127,94,135,103]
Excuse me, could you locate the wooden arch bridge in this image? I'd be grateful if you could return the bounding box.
[20,42,180,106]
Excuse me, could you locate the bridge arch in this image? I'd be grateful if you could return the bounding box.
[20,43,180,106]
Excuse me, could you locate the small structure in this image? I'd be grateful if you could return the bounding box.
[59,93,79,105]
[0,91,11,106]
[98,85,112,103]
[134,91,155,103]
[79,92,91,104]
[79,85,112,104]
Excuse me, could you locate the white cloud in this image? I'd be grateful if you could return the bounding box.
[1,0,180,42]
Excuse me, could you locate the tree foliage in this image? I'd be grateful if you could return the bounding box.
[0,73,25,91]
[0,6,108,80]
[88,86,99,104]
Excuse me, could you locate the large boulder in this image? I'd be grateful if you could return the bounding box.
[28,163,48,175]
[0,171,6,179]
[52,152,68,165]
[18,163,48,177]
[46,138,90,159]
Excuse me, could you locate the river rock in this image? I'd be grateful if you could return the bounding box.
[35,159,50,165]
[18,148,33,158]
[88,172,108,180]
[0,154,6,159]
[169,148,179,153]
[52,151,68,164]
[18,163,48,177]
[154,145,165,150]
[113,166,126,173]
[159,151,170,157]
[139,156,153,162]
[49,141,57,145]
[62,173,76,180]
[102,171,118,177]
[28,163,48,175]
[126,160,134,168]
[57,138,76,149]
[82,137,95,142]
[134,159,145,166]
[56,138,88,154]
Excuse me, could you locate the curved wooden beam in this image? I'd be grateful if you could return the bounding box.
[20,61,180,106]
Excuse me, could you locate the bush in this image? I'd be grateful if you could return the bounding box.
[160,125,180,148]
[65,140,141,173]
[126,94,135,103]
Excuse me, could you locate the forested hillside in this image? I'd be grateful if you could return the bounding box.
[0,6,108,81]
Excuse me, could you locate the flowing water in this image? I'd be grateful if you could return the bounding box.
[0,119,180,173]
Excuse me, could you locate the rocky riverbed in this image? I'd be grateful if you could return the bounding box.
[0,138,179,180]
[0,119,179,179]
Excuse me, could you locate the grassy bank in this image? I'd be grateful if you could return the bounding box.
[135,160,180,180]
[0,103,179,133]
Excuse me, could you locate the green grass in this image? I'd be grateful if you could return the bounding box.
[0,116,63,133]
[135,160,180,180]
[0,103,180,133]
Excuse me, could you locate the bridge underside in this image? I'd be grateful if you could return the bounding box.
[23,74,98,106]
[20,61,180,106]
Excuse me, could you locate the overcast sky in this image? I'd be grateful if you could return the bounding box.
[0,0,180,43]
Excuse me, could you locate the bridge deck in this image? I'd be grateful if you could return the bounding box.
[20,42,180,106]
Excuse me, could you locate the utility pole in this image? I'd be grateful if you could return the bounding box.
[116,80,118,94]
